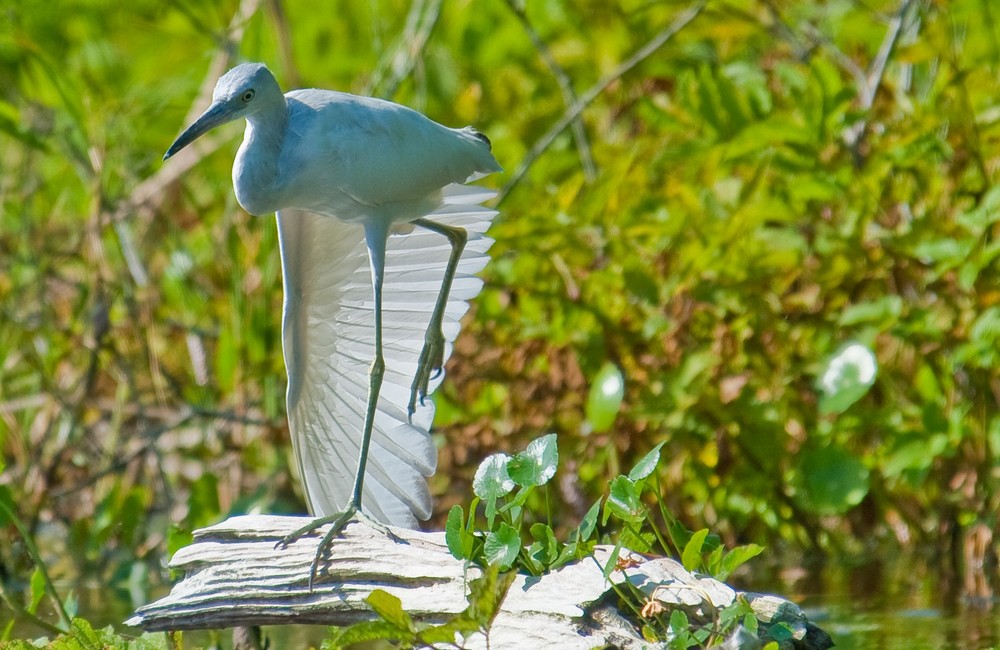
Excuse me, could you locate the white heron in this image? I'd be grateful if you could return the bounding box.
[164,63,500,579]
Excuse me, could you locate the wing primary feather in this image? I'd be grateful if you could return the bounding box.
[278,192,497,528]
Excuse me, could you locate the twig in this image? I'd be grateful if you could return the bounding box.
[0,592,65,637]
[503,0,595,181]
[266,0,302,88]
[0,495,72,630]
[844,0,918,157]
[49,412,194,499]
[366,0,443,100]
[754,0,868,85]
[498,3,705,203]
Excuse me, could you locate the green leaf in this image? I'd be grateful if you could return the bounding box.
[324,620,412,648]
[577,499,601,541]
[464,563,517,629]
[528,523,559,566]
[883,434,948,478]
[484,523,520,570]
[817,342,878,415]
[586,362,625,433]
[473,453,515,499]
[366,589,415,633]
[838,295,903,326]
[29,567,46,614]
[800,446,870,515]
[167,524,193,559]
[628,441,666,481]
[601,542,623,582]
[507,433,558,487]
[669,608,690,633]
[604,475,643,524]
[619,525,654,553]
[681,528,709,572]
[717,544,765,581]
[187,473,220,529]
[445,505,469,560]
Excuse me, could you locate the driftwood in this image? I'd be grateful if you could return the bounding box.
[127,515,832,649]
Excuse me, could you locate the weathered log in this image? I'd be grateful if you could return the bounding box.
[126,515,832,649]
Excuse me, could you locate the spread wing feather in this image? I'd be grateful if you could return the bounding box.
[277,184,497,527]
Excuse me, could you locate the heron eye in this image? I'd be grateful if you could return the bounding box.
[242,89,255,102]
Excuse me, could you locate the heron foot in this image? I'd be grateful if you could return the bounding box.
[408,327,445,421]
[275,508,404,590]
[275,507,357,591]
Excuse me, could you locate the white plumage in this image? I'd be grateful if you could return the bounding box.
[165,63,500,529]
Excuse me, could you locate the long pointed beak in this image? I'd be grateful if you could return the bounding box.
[163,101,236,160]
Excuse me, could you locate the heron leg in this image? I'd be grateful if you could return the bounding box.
[275,221,400,590]
[407,218,468,420]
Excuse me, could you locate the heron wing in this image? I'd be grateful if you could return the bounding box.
[277,184,498,527]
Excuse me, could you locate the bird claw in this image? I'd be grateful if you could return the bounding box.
[276,507,358,590]
[275,508,406,590]
[408,328,445,421]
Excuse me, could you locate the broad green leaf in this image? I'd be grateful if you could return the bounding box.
[484,523,520,570]
[718,600,748,627]
[618,524,654,554]
[473,453,515,499]
[800,446,870,515]
[187,473,220,529]
[669,608,690,633]
[628,441,666,481]
[838,296,903,326]
[529,523,558,565]
[603,475,642,524]
[717,544,765,581]
[507,433,558,487]
[882,434,948,478]
[324,620,412,648]
[912,238,973,266]
[681,528,710,572]
[818,343,877,415]
[586,363,625,433]
[366,589,414,633]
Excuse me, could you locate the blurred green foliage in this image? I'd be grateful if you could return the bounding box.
[1,0,999,634]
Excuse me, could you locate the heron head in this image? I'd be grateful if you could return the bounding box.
[163,63,282,160]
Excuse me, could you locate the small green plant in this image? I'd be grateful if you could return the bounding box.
[439,434,767,647]
[600,440,764,582]
[445,434,763,584]
[445,433,601,575]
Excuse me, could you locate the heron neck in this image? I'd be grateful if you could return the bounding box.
[235,99,289,213]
